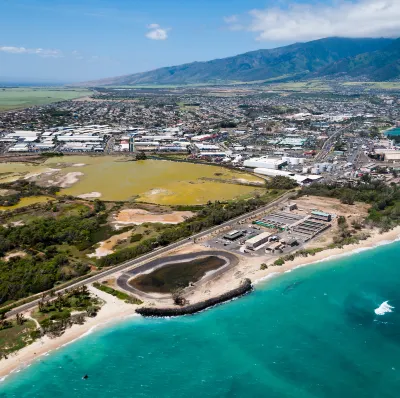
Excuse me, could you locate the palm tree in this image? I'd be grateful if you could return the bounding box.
[16,313,25,325]
[80,285,89,295]
[56,292,64,311]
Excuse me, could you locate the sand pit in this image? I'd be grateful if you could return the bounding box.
[87,230,132,258]
[114,209,194,225]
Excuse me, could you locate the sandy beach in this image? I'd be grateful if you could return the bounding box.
[254,226,400,282]
[1,225,400,381]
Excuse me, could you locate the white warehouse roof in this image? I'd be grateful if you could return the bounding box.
[244,157,286,169]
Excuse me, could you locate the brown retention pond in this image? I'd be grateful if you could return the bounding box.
[128,255,227,294]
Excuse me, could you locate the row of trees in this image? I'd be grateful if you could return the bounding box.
[265,176,298,190]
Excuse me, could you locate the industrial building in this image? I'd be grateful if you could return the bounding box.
[245,232,271,250]
[253,168,323,185]
[311,210,332,222]
[254,212,305,231]
[265,241,284,253]
[244,156,286,170]
[223,230,245,241]
[374,149,400,162]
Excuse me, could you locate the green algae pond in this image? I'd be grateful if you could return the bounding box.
[0,196,54,211]
[129,255,227,293]
[0,156,264,205]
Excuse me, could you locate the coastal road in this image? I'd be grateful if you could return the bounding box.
[6,192,294,317]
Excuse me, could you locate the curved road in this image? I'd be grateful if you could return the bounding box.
[6,192,293,317]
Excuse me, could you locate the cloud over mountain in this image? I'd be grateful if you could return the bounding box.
[226,0,400,42]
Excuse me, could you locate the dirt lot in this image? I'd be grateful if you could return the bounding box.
[294,196,370,248]
[114,208,194,225]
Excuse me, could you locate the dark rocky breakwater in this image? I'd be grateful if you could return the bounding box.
[136,278,253,317]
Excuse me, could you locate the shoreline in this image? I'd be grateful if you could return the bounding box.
[1,226,400,382]
[253,226,400,285]
[0,286,141,382]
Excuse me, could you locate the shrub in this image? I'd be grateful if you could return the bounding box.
[93,282,143,305]
[130,233,143,243]
[274,258,285,266]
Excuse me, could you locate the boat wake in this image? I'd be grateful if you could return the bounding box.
[374,301,394,316]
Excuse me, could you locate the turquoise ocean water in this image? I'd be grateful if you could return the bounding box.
[2,241,400,397]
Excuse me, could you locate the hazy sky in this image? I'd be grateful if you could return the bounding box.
[1,0,399,82]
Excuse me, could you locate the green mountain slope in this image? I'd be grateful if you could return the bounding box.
[84,37,393,86]
[316,38,400,81]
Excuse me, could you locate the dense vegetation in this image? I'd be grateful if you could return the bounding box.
[0,203,111,305]
[0,214,103,254]
[219,121,237,128]
[265,176,298,190]
[0,180,59,207]
[94,37,393,85]
[317,38,400,81]
[300,177,400,230]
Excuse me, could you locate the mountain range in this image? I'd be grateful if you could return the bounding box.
[83,37,400,86]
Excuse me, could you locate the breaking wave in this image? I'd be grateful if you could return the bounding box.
[374,301,394,316]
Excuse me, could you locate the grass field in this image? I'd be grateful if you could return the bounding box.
[0,87,92,111]
[342,82,400,90]
[266,80,332,92]
[104,80,400,92]
[0,319,37,355]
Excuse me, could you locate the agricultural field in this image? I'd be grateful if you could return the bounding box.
[0,87,92,111]
[266,80,332,92]
[342,82,400,90]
